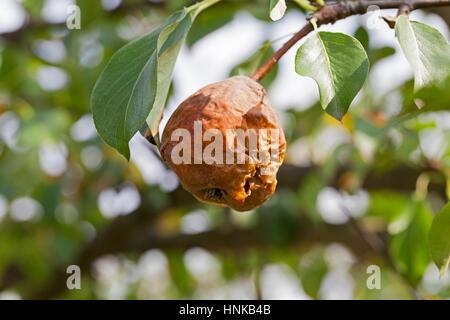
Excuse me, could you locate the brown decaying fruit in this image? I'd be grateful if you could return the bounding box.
[161,76,286,212]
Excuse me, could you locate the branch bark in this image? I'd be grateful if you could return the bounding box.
[251,0,450,82]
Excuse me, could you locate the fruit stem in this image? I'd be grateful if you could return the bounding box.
[251,23,313,82]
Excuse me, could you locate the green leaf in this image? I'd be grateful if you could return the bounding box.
[369,46,396,66]
[145,11,193,146]
[269,0,287,21]
[91,11,183,159]
[368,191,408,222]
[399,77,450,117]
[295,31,369,121]
[428,202,450,278]
[229,42,278,89]
[395,15,450,94]
[91,0,220,159]
[354,26,369,51]
[299,248,327,299]
[354,26,395,66]
[389,198,433,286]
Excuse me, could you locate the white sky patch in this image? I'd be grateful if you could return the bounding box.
[32,39,67,63]
[92,255,120,280]
[421,263,450,295]
[180,209,212,234]
[129,133,163,184]
[78,31,105,67]
[320,244,356,300]
[10,197,43,222]
[286,137,312,167]
[0,290,21,300]
[260,263,311,300]
[79,42,104,68]
[225,276,258,300]
[419,128,447,160]
[317,187,369,225]
[419,111,450,130]
[39,141,68,177]
[0,111,20,149]
[317,187,349,225]
[312,126,352,163]
[42,0,75,24]
[81,145,103,171]
[71,114,97,142]
[0,0,26,34]
[101,0,122,11]
[0,195,8,223]
[36,66,69,91]
[98,183,141,219]
[137,249,171,299]
[324,243,356,271]
[129,133,173,188]
[354,132,377,163]
[159,170,179,192]
[184,247,222,284]
[319,269,355,300]
[91,255,129,299]
[138,249,169,278]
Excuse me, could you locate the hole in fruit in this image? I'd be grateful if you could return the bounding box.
[244,180,251,195]
[203,188,226,202]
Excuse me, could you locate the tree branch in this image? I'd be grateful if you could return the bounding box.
[25,162,446,299]
[251,0,450,82]
[277,164,447,199]
[29,212,377,299]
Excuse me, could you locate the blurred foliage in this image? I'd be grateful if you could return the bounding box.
[0,0,449,300]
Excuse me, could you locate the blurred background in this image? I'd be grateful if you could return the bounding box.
[0,0,449,300]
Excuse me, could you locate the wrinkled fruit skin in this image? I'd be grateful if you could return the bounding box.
[161,76,286,212]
